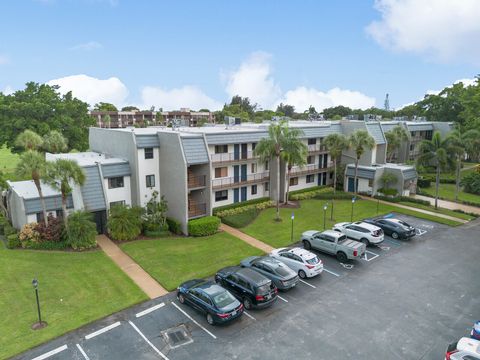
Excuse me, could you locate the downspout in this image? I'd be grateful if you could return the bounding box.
[131,131,141,207]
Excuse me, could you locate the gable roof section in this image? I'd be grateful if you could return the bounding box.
[181,137,209,165]
[136,134,160,148]
[101,162,131,178]
[402,168,418,181]
[366,122,386,145]
[300,124,342,138]
[81,166,106,211]
[406,123,433,132]
[345,165,376,179]
[24,195,73,215]
[205,131,267,145]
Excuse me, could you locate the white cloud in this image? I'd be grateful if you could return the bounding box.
[139,85,223,111]
[426,77,477,96]
[0,55,9,65]
[47,74,128,107]
[223,51,281,109]
[366,0,480,64]
[3,86,14,95]
[70,41,103,51]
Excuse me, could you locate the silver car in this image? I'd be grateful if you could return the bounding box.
[240,256,299,291]
[270,247,323,279]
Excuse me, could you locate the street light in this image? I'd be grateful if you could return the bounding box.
[351,197,356,222]
[290,212,295,243]
[31,278,47,330]
[323,203,328,230]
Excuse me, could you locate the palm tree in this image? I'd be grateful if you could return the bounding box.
[46,159,86,226]
[445,128,480,202]
[324,133,348,219]
[254,121,289,221]
[15,129,43,151]
[385,125,409,162]
[417,131,451,209]
[348,130,376,194]
[281,127,307,204]
[43,130,68,153]
[16,150,49,226]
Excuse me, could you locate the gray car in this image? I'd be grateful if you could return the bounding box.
[240,256,299,291]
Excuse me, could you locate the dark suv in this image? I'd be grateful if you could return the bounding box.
[215,266,278,310]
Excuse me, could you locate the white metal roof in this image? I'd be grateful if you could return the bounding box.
[7,180,61,199]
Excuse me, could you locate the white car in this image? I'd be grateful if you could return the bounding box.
[270,247,323,279]
[446,337,480,359]
[333,221,384,246]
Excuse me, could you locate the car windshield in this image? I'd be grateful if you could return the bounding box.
[212,290,236,308]
[306,257,319,265]
[338,235,347,242]
[396,220,411,228]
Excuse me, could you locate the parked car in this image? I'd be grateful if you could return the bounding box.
[364,217,416,239]
[176,279,244,325]
[301,229,366,262]
[240,256,299,291]
[215,266,277,310]
[270,247,323,279]
[471,321,480,341]
[333,221,384,246]
[446,337,480,359]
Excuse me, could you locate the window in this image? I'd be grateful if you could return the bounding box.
[215,190,228,201]
[307,155,315,164]
[215,145,228,153]
[265,161,269,170]
[252,142,257,151]
[110,200,125,208]
[215,167,228,178]
[146,174,155,188]
[36,212,44,223]
[289,177,298,186]
[306,174,315,183]
[329,172,334,179]
[308,138,316,145]
[144,147,154,159]
[251,163,257,173]
[368,179,373,187]
[55,210,63,218]
[410,144,415,151]
[251,185,257,195]
[264,182,269,191]
[108,176,124,189]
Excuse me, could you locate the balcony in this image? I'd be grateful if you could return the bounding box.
[290,164,333,176]
[188,174,206,190]
[211,151,258,164]
[212,172,270,190]
[307,144,328,154]
[188,202,207,219]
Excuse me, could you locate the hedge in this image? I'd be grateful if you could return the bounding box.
[373,195,431,206]
[288,185,328,197]
[289,186,332,200]
[215,200,274,218]
[166,217,182,235]
[417,178,431,188]
[6,234,20,249]
[314,193,355,200]
[213,197,270,215]
[188,216,221,236]
[416,189,480,207]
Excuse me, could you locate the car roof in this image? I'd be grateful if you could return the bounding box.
[322,229,345,238]
[284,247,316,260]
[199,282,228,296]
[237,267,271,285]
[458,338,480,355]
[353,221,379,231]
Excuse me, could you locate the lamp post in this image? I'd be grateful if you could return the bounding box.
[290,212,295,243]
[31,278,46,330]
[351,197,356,222]
[323,203,328,230]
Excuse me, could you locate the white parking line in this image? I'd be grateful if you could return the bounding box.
[323,267,340,277]
[31,345,68,360]
[363,250,379,262]
[416,229,428,236]
[85,321,121,340]
[171,302,217,339]
[243,311,256,320]
[277,295,289,303]
[75,344,90,360]
[135,302,165,318]
[299,279,316,289]
[129,321,169,360]
[384,238,402,246]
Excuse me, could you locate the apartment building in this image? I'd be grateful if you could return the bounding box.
[90,110,157,128]
[161,108,216,126]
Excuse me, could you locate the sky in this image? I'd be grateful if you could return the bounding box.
[0,0,479,112]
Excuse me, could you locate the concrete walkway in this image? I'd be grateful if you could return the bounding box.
[220,224,275,253]
[358,196,469,223]
[96,235,168,299]
[412,194,480,216]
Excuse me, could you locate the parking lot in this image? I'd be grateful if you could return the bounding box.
[17,214,480,360]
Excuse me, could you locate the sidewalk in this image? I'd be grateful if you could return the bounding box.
[220,223,274,253]
[96,235,168,299]
[412,194,480,216]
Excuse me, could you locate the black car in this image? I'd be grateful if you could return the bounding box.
[364,217,416,239]
[177,279,244,325]
[215,266,277,310]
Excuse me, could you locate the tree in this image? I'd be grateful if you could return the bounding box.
[276,103,295,117]
[324,133,348,219]
[103,114,112,128]
[107,204,143,241]
[66,211,97,250]
[143,191,168,231]
[15,150,49,226]
[0,170,7,216]
[417,131,451,209]
[322,106,352,120]
[254,121,289,221]
[46,159,86,226]
[93,102,118,111]
[385,125,409,162]
[43,130,68,153]
[15,129,43,151]
[380,172,398,193]
[121,106,139,111]
[348,130,376,194]
[281,127,307,203]
[229,95,257,116]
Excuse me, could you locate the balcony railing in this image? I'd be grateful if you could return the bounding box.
[290,164,333,176]
[212,172,270,190]
[188,175,206,189]
[188,202,207,218]
[307,145,328,153]
[211,151,258,163]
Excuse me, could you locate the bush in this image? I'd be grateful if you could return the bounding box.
[3,223,17,236]
[377,188,398,196]
[66,211,97,250]
[290,187,333,200]
[0,215,8,235]
[108,205,143,241]
[188,216,220,236]
[461,172,480,195]
[417,178,431,188]
[18,223,41,248]
[36,215,64,242]
[288,185,328,197]
[166,217,182,235]
[215,200,274,218]
[213,197,270,215]
[314,193,354,200]
[6,234,20,249]
[373,195,431,206]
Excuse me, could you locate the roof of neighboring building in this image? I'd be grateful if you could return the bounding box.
[7,180,62,199]
[47,152,128,167]
[365,122,386,145]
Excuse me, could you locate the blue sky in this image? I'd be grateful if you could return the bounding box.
[0,0,479,111]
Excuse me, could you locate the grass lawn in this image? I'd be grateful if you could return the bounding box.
[120,232,264,291]
[399,201,475,220]
[241,199,465,248]
[0,244,148,359]
[420,183,480,206]
[0,145,19,172]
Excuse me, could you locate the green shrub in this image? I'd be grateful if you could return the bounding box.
[373,195,431,206]
[3,223,17,236]
[36,215,64,242]
[166,217,182,234]
[6,234,20,249]
[188,216,220,236]
[213,197,270,215]
[215,200,274,218]
[314,193,354,200]
[417,178,431,188]
[0,215,8,235]
[288,185,329,197]
[18,223,41,248]
[66,211,97,250]
[461,172,480,195]
[144,229,171,238]
[108,204,143,241]
[378,188,398,196]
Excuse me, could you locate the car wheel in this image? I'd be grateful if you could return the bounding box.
[298,270,307,279]
[391,232,399,239]
[303,240,311,250]
[178,293,185,304]
[337,252,347,262]
[243,297,252,310]
[206,313,215,325]
[360,238,369,246]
